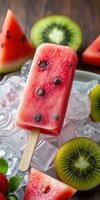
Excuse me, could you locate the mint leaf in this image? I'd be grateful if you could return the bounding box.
[9,176,22,193]
[0,158,8,174]
[7,194,19,200]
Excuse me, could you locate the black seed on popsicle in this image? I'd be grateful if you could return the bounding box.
[52,114,59,120]
[38,60,48,69]
[36,88,45,96]
[53,78,61,85]
[21,35,26,42]
[34,113,42,122]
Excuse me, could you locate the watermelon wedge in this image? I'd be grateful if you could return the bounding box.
[0,9,34,73]
[24,168,76,200]
[82,35,100,67]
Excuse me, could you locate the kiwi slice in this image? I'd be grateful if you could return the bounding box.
[30,15,82,51]
[89,84,100,122]
[55,137,100,191]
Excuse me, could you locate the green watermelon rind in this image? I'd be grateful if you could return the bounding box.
[0,55,33,74]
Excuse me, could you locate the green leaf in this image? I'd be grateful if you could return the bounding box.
[0,158,8,174]
[9,176,22,193]
[7,194,19,200]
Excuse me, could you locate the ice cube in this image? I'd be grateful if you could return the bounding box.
[46,166,58,179]
[39,134,58,147]
[66,91,91,120]
[0,109,17,136]
[72,79,98,93]
[18,171,29,187]
[21,60,32,81]
[0,128,28,154]
[0,143,19,177]
[58,121,77,147]
[0,73,26,137]
[0,143,29,186]
[74,120,100,142]
[31,139,58,171]
[0,74,25,109]
[15,188,24,200]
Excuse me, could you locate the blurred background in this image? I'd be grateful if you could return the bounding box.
[0,0,100,73]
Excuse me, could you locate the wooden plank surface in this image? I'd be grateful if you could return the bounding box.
[0,0,100,199]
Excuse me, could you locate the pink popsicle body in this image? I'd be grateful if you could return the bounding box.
[16,44,77,135]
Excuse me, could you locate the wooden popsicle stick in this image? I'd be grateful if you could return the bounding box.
[19,128,40,172]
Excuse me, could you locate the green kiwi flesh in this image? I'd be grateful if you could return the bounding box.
[55,137,100,191]
[89,84,100,122]
[30,15,82,51]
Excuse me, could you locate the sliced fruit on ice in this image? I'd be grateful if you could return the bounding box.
[89,84,100,122]
[55,137,100,191]
[0,9,34,74]
[23,168,76,200]
[82,35,100,66]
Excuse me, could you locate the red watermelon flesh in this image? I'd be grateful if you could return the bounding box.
[82,35,100,66]
[24,168,76,200]
[0,9,34,73]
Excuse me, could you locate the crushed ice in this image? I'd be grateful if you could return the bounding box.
[0,60,99,193]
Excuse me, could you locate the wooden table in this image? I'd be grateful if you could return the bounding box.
[0,0,100,199]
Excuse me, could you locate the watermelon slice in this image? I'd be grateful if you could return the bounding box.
[0,10,34,73]
[82,35,100,67]
[24,168,76,200]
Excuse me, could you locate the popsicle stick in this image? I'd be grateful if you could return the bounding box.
[19,128,40,172]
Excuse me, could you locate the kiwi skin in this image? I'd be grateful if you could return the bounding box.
[55,137,100,191]
[89,84,100,122]
[30,15,82,51]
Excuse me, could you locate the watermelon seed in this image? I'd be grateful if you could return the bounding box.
[68,62,73,67]
[21,35,26,42]
[1,43,4,48]
[53,78,61,85]
[34,113,42,122]
[7,30,10,34]
[36,88,46,96]
[6,34,12,39]
[42,185,51,194]
[38,60,48,69]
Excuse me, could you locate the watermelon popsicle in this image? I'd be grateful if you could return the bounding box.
[16,43,77,171]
